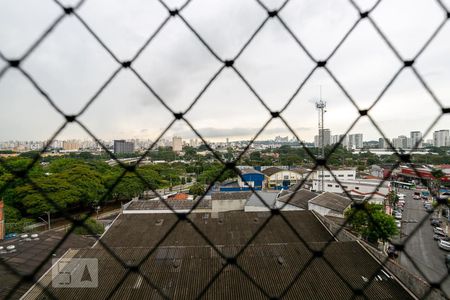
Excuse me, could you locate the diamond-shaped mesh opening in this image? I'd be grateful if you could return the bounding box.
[1,0,450,299]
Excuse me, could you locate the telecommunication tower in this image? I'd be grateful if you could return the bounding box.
[316,93,327,192]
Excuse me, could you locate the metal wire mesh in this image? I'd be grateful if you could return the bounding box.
[0,0,450,299]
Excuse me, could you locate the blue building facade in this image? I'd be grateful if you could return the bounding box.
[219,169,265,192]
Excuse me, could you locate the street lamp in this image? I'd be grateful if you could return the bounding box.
[38,211,51,231]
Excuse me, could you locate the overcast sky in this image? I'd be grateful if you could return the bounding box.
[0,0,449,143]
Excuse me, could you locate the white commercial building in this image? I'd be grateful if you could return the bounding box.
[261,167,304,189]
[433,130,450,147]
[311,168,356,181]
[311,178,389,204]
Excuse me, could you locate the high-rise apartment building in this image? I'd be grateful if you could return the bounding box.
[378,137,390,149]
[345,134,363,149]
[433,130,450,147]
[314,129,331,148]
[392,135,408,149]
[172,136,183,152]
[113,140,135,154]
[410,131,422,149]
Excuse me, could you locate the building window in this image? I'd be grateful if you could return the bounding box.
[343,186,348,189]
[324,175,330,177]
[348,174,354,177]
[335,185,339,188]
[355,187,359,190]
[338,175,344,177]
[327,184,332,187]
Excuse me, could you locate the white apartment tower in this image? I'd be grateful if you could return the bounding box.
[172,136,183,152]
[345,134,363,149]
[433,130,450,147]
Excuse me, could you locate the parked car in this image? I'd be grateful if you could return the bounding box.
[438,240,450,251]
[387,245,398,258]
[431,219,442,227]
[394,212,402,220]
[398,194,405,200]
[434,227,446,236]
[434,234,449,240]
[395,220,401,229]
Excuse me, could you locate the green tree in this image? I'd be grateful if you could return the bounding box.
[386,191,399,209]
[189,182,205,196]
[72,216,104,235]
[345,203,397,243]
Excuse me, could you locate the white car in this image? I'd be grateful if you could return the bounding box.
[438,240,450,251]
[398,194,405,200]
[434,227,446,236]
[394,212,402,220]
[395,220,401,228]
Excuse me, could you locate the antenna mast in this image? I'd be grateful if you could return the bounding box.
[316,88,327,192]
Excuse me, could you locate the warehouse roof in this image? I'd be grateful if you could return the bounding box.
[245,191,278,210]
[240,168,264,175]
[277,189,319,210]
[126,198,211,211]
[99,211,334,248]
[261,166,283,176]
[309,192,353,214]
[25,241,414,300]
[211,191,252,200]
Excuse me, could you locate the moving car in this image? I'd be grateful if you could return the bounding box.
[438,240,450,251]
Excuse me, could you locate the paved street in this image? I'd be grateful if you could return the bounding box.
[396,188,450,297]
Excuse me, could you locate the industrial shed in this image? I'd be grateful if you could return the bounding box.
[24,211,414,300]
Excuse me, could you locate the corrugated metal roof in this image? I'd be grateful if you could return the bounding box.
[23,211,414,300]
[240,168,264,176]
[27,242,413,300]
[277,189,319,209]
[245,191,278,209]
[126,199,211,211]
[309,192,353,214]
[211,191,252,200]
[99,211,334,248]
[261,167,283,176]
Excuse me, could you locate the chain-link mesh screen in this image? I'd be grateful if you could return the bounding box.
[1,0,450,299]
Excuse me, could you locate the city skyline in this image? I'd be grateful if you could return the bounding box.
[1,0,449,143]
[2,128,450,151]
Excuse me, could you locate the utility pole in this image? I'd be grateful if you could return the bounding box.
[316,89,327,193]
[47,211,51,230]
